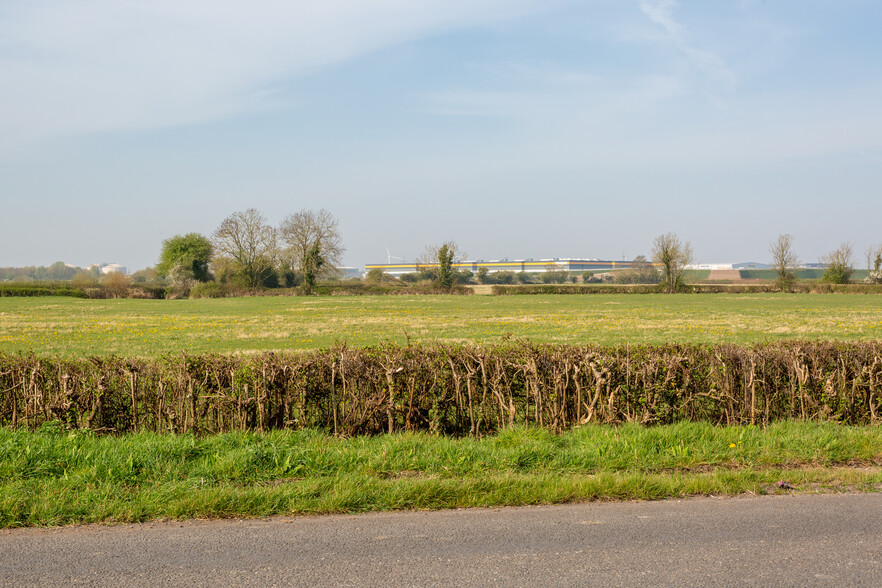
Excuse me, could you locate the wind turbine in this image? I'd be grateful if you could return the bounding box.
[386,246,404,264]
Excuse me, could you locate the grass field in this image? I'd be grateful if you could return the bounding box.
[3,293,881,526]
[2,293,882,357]
[2,421,879,527]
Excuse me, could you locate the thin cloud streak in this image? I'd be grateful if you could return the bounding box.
[0,0,565,154]
[639,0,736,89]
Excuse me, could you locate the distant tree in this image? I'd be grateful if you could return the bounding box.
[365,268,386,285]
[156,233,213,284]
[769,234,800,291]
[212,209,277,288]
[651,233,694,293]
[476,267,490,284]
[540,269,568,284]
[614,256,660,284]
[631,255,661,284]
[301,243,325,295]
[437,243,455,288]
[278,209,344,283]
[516,271,532,284]
[822,243,854,284]
[100,271,131,298]
[866,250,882,284]
[455,269,474,285]
[399,272,419,284]
[416,241,464,288]
[46,261,78,281]
[582,271,598,284]
[72,271,98,289]
[864,244,882,284]
[130,267,158,285]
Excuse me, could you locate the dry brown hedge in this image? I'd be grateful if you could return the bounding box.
[1,341,880,435]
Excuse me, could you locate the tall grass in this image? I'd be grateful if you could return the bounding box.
[1,422,879,527]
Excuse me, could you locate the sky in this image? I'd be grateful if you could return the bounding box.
[2,0,881,272]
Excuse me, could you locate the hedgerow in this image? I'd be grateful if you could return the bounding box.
[2,341,879,435]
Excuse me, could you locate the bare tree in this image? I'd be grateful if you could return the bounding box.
[278,209,344,281]
[769,233,800,291]
[822,242,854,284]
[865,244,882,270]
[212,208,277,287]
[651,233,693,293]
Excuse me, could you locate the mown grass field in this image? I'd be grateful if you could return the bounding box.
[2,422,879,527]
[2,293,882,357]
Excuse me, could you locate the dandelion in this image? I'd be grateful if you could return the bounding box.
[729,443,736,448]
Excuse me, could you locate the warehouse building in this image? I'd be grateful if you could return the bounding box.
[365,258,646,277]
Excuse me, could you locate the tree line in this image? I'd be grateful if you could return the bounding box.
[157,208,344,296]
[4,222,880,296]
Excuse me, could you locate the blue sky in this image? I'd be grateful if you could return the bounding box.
[2,0,881,271]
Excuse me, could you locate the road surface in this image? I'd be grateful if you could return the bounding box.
[2,493,880,587]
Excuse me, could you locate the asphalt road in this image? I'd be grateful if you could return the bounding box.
[1,493,880,587]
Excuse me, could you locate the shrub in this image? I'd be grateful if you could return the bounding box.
[399,273,419,284]
[539,270,568,284]
[189,282,228,298]
[822,243,854,284]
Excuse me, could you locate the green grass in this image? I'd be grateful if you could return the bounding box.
[1,421,879,527]
[3,293,882,356]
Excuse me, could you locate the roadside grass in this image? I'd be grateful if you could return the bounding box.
[3,293,882,357]
[1,421,879,528]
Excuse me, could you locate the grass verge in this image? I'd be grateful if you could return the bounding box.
[1,421,880,528]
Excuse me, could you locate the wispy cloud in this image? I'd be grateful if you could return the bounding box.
[423,64,685,124]
[0,1,560,154]
[639,0,684,39]
[639,0,736,89]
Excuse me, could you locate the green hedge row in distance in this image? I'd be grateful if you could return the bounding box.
[492,283,882,295]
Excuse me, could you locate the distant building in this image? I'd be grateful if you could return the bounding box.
[686,263,734,270]
[365,258,648,277]
[732,262,771,270]
[94,263,127,275]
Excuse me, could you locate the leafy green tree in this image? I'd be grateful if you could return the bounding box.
[130,267,158,285]
[438,243,455,288]
[822,243,854,284]
[156,233,213,282]
[399,272,419,283]
[46,261,78,281]
[301,243,325,295]
[365,268,386,284]
[416,241,464,288]
[540,269,568,284]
